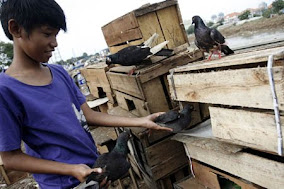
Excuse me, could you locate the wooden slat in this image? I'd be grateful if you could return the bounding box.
[114,90,149,117]
[136,12,165,46]
[139,49,203,83]
[144,137,185,167]
[157,6,187,49]
[174,177,206,189]
[107,72,144,99]
[177,137,284,189]
[169,66,284,110]
[101,12,142,47]
[192,161,261,189]
[134,0,177,17]
[150,150,188,180]
[210,107,284,154]
[141,77,169,113]
[172,46,284,73]
[192,161,221,189]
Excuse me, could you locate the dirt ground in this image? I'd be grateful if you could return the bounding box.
[1,14,284,189]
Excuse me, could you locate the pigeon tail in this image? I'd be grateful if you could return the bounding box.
[143,33,159,48]
[148,41,169,58]
[221,45,234,55]
[154,48,174,56]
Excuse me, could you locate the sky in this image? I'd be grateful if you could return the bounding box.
[0,0,275,61]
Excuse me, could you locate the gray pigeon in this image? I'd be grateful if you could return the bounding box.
[77,130,131,189]
[154,104,193,133]
[192,15,234,60]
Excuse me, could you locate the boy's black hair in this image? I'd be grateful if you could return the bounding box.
[0,0,67,40]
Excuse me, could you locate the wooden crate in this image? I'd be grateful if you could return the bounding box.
[210,106,284,155]
[101,0,188,54]
[107,107,195,189]
[107,48,204,116]
[80,63,115,104]
[174,135,284,189]
[168,46,284,110]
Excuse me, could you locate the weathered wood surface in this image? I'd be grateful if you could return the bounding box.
[192,160,261,189]
[107,72,143,99]
[174,136,284,189]
[101,12,142,47]
[171,46,284,73]
[157,6,187,49]
[114,90,149,117]
[144,137,185,167]
[134,0,177,17]
[169,66,284,110]
[174,177,206,189]
[210,107,284,154]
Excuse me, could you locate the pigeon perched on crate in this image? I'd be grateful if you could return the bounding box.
[154,104,194,133]
[192,15,234,60]
[106,33,173,74]
[77,130,131,189]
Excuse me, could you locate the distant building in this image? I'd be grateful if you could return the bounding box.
[224,12,240,24]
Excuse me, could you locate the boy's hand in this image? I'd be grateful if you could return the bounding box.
[73,164,110,188]
[139,112,173,132]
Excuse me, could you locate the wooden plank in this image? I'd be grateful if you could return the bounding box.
[144,137,185,167]
[136,12,165,46]
[114,90,149,117]
[192,160,261,189]
[107,72,144,99]
[157,6,186,49]
[174,177,206,189]
[172,46,284,73]
[169,66,284,110]
[101,12,142,46]
[210,107,284,154]
[178,137,284,189]
[141,77,170,113]
[150,150,188,180]
[192,161,221,189]
[134,0,177,17]
[140,50,203,83]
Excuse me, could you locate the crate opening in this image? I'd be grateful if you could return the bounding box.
[97,87,106,98]
[125,98,136,111]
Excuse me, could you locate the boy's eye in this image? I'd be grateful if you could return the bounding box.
[44,33,52,37]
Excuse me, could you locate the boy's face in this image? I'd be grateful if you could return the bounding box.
[19,25,59,63]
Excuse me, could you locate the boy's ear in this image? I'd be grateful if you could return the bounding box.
[8,19,22,38]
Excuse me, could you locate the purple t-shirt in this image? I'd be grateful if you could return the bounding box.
[0,64,98,188]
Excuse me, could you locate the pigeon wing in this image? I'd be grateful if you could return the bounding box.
[210,28,225,44]
[154,110,179,124]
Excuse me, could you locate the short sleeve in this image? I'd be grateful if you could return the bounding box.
[0,107,22,151]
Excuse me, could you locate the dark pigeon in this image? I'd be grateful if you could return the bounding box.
[106,33,173,68]
[154,104,194,133]
[77,130,131,189]
[192,15,234,60]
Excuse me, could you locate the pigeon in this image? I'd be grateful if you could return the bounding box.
[77,130,131,189]
[106,33,173,74]
[192,15,234,60]
[154,104,193,133]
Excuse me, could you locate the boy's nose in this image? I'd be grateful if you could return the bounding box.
[50,38,58,48]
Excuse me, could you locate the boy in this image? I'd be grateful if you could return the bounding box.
[0,0,172,188]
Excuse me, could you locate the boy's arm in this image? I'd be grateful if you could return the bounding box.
[81,102,173,132]
[0,149,102,182]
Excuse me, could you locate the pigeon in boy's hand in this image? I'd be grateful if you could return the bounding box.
[106,33,173,74]
[154,104,193,133]
[192,15,234,60]
[77,130,131,189]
